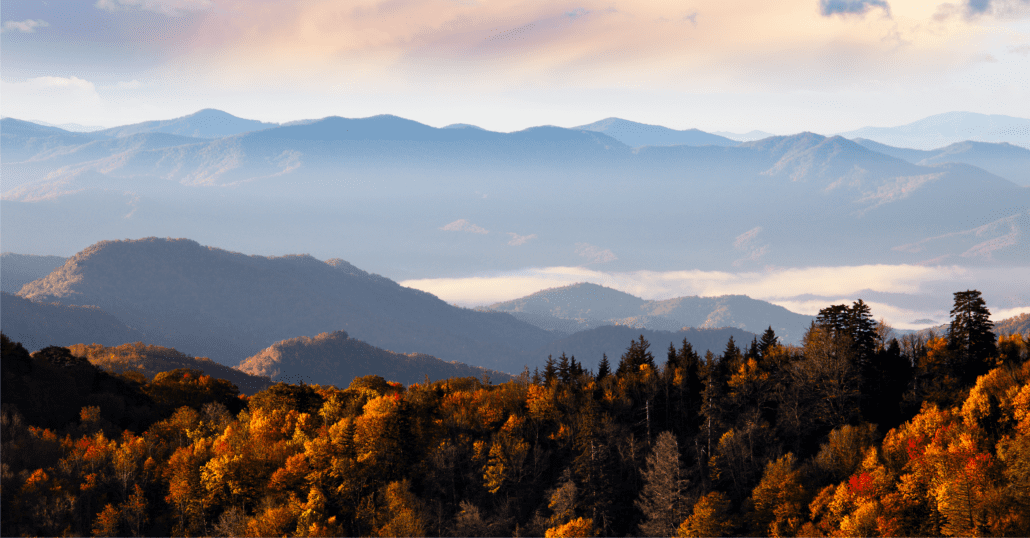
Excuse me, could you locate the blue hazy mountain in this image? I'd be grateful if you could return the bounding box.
[575,117,738,147]
[837,111,1030,150]
[0,253,68,293]
[712,130,776,142]
[852,138,1030,186]
[481,282,815,344]
[96,108,279,139]
[15,237,560,371]
[2,113,1028,282]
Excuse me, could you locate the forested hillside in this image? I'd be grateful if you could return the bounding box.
[3,290,1028,537]
[237,331,512,387]
[68,342,273,395]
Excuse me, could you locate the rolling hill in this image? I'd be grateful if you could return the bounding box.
[237,330,512,387]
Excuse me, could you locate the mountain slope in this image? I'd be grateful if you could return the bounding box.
[0,291,144,351]
[17,238,557,372]
[237,330,511,387]
[68,341,273,395]
[852,138,1030,186]
[1,253,67,293]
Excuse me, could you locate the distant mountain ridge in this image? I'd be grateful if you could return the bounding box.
[3,112,1029,280]
[575,117,738,147]
[851,138,1030,186]
[481,282,815,344]
[96,108,279,139]
[838,111,1030,150]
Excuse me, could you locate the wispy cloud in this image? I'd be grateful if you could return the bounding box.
[440,219,488,234]
[733,226,769,266]
[2,19,49,33]
[575,243,617,263]
[95,0,213,16]
[507,232,537,246]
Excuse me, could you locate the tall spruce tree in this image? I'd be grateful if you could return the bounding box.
[759,326,778,355]
[597,354,611,381]
[544,355,558,385]
[948,290,997,385]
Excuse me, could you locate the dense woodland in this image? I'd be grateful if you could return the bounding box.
[2,290,1029,537]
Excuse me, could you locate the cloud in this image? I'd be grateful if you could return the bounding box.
[507,232,537,246]
[0,77,106,123]
[575,243,617,263]
[954,0,1030,17]
[2,19,49,33]
[819,0,891,17]
[95,0,213,16]
[1010,44,1030,55]
[732,226,769,266]
[440,219,488,234]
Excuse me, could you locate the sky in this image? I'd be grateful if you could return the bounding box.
[2,0,1029,134]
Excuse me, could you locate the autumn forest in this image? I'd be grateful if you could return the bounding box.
[2,290,1030,537]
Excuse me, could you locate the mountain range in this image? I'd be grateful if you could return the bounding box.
[2,110,1028,284]
[3,238,779,377]
[479,282,815,343]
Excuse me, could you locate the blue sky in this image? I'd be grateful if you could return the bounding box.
[2,0,1028,133]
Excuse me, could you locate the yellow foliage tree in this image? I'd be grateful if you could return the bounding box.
[545,517,596,538]
[678,491,735,537]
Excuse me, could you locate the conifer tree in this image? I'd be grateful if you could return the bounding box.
[596,354,611,381]
[558,353,571,385]
[949,289,997,384]
[544,355,558,385]
[759,326,778,357]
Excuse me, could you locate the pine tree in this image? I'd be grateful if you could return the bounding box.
[616,335,655,376]
[596,354,611,381]
[759,326,778,357]
[721,336,741,372]
[558,353,571,385]
[948,290,997,385]
[544,355,558,385]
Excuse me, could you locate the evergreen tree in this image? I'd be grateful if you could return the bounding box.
[721,336,742,372]
[759,326,779,357]
[667,342,678,370]
[558,353,571,385]
[616,335,656,376]
[746,337,761,361]
[948,289,997,385]
[596,354,611,381]
[544,355,558,386]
